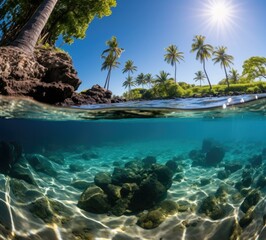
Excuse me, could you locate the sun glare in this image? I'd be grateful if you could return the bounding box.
[209,2,232,24]
[199,0,240,37]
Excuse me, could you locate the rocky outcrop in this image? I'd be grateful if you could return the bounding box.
[0,46,125,105]
[0,47,80,104]
[60,84,125,106]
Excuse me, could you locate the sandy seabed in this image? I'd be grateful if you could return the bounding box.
[1,139,266,240]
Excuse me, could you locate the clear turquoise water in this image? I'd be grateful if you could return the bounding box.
[0,94,266,240]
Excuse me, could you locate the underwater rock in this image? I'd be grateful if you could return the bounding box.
[200,178,211,186]
[0,141,22,174]
[137,209,166,229]
[198,196,227,220]
[78,159,173,217]
[94,172,112,190]
[249,155,262,168]
[142,156,157,168]
[217,170,231,180]
[26,154,57,177]
[9,159,37,186]
[240,190,261,213]
[10,178,43,203]
[120,183,139,198]
[205,146,225,166]
[29,197,71,224]
[152,165,173,189]
[224,163,242,173]
[129,176,167,212]
[111,198,130,216]
[29,197,56,223]
[77,186,111,214]
[256,175,266,189]
[104,184,121,203]
[165,160,178,172]
[71,180,90,190]
[239,207,254,228]
[189,150,205,163]
[159,200,179,215]
[202,138,216,153]
[173,173,184,182]
[111,167,142,185]
[69,163,84,172]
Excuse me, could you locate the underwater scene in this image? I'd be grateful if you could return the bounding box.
[1,94,266,240]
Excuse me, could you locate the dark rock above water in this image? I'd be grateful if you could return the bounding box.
[0,47,125,105]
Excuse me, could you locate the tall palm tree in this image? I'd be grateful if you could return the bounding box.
[122,60,137,78]
[101,36,124,59]
[194,71,206,87]
[145,73,153,88]
[164,44,184,84]
[136,73,146,88]
[101,54,120,90]
[229,68,240,84]
[191,35,213,90]
[213,46,234,88]
[10,0,58,54]
[122,76,135,99]
[101,36,124,90]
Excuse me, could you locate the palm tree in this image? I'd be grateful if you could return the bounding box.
[155,71,170,84]
[145,73,154,88]
[229,68,240,84]
[136,73,147,88]
[122,60,137,78]
[122,76,135,99]
[101,54,120,90]
[191,35,213,90]
[155,70,170,93]
[101,36,124,90]
[194,71,206,87]
[101,36,124,59]
[164,44,184,84]
[213,46,234,88]
[10,0,58,54]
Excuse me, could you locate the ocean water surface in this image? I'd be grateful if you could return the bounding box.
[0,94,266,240]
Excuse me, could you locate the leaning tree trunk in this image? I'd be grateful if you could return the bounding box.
[203,59,212,90]
[223,64,230,89]
[10,0,58,54]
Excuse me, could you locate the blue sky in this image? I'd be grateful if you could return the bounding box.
[61,0,266,96]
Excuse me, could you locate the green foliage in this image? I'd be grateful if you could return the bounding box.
[242,56,266,81]
[125,82,266,100]
[0,0,117,46]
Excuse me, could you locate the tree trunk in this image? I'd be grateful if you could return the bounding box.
[104,68,111,89]
[203,59,212,90]
[107,69,112,90]
[174,61,177,84]
[10,0,58,54]
[223,64,230,88]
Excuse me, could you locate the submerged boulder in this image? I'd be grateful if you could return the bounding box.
[77,157,173,217]
[26,154,57,177]
[0,141,22,174]
[205,146,225,166]
[77,186,111,214]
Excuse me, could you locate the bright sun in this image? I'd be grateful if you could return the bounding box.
[209,1,232,24]
[200,0,238,36]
